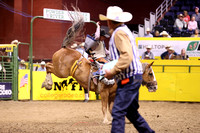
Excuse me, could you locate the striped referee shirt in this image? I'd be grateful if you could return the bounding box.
[109,25,143,81]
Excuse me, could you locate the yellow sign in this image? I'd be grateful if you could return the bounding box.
[0,44,17,52]
[139,73,200,102]
[32,72,96,100]
[18,70,97,100]
[18,61,200,102]
[18,70,30,100]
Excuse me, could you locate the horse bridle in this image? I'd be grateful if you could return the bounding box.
[142,80,157,87]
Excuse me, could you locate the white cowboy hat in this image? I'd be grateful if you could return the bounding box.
[160,31,169,36]
[71,43,78,49]
[165,45,171,48]
[178,13,183,17]
[168,47,174,51]
[20,59,25,64]
[41,61,46,65]
[146,45,152,49]
[11,40,20,44]
[99,6,132,22]
[146,28,151,32]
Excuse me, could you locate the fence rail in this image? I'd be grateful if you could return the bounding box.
[153,64,200,73]
[155,0,174,21]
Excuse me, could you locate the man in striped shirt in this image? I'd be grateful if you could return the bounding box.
[100,6,155,133]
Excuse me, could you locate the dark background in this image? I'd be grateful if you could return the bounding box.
[0,0,163,61]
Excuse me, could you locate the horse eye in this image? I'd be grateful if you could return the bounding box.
[149,73,153,76]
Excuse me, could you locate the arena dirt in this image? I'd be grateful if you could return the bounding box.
[0,100,199,133]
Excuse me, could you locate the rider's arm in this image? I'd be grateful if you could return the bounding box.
[110,30,133,75]
[94,22,100,40]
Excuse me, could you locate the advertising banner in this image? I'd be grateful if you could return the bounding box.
[32,72,96,100]
[136,38,200,57]
[18,70,97,100]
[0,82,12,98]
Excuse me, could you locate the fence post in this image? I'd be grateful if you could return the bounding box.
[30,16,43,100]
[12,46,18,101]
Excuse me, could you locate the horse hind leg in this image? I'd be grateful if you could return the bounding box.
[41,63,54,90]
[41,73,53,90]
[100,89,111,124]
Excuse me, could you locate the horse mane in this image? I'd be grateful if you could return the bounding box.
[142,63,148,73]
[62,6,85,48]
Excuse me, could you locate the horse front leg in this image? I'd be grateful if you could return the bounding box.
[41,62,54,90]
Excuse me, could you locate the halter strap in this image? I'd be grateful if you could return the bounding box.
[70,56,83,77]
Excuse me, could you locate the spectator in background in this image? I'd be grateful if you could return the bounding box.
[144,28,153,37]
[174,14,187,31]
[19,59,26,69]
[10,40,20,57]
[192,7,200,28]
[37,61,46,71]
[187,16,198,33]
[10,40,21,61]
[142,45,154,59]
[191,29,200,37]
[177,48,189,60]
[183,10,190,25]
[165,47,176,60]
[154,30,161,37]
[160,31,171,38]
[161,45,178,59]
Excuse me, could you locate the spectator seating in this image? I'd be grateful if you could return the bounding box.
[153,0,200,37]
[171,31,181,37]
[181,6,191,12]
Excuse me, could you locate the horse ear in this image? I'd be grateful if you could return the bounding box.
[147,61,154,68]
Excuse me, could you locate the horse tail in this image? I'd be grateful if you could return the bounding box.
[62,6,85,48]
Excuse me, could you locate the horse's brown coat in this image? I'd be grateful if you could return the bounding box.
[42,47,156,124]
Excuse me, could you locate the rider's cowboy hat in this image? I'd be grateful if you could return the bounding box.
[99,6,132,22]
[100,29,110,38]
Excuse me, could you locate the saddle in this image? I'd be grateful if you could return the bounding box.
[89,57,115,86]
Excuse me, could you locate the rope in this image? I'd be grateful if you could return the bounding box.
[70,57,83,77]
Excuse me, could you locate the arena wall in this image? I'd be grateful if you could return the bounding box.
[18,60,200,102]
[140,60,200,102]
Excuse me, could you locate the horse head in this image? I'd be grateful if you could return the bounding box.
[142,61,157,92]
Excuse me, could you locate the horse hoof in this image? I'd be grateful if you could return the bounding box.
[41,82,52,90]
[103,120,111,125]
[41,82,45,88]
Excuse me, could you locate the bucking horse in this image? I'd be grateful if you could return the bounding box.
[42,7,157,124]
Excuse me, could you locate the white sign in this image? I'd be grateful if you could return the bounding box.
[43,8,90,22]
[137,39,200,57]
